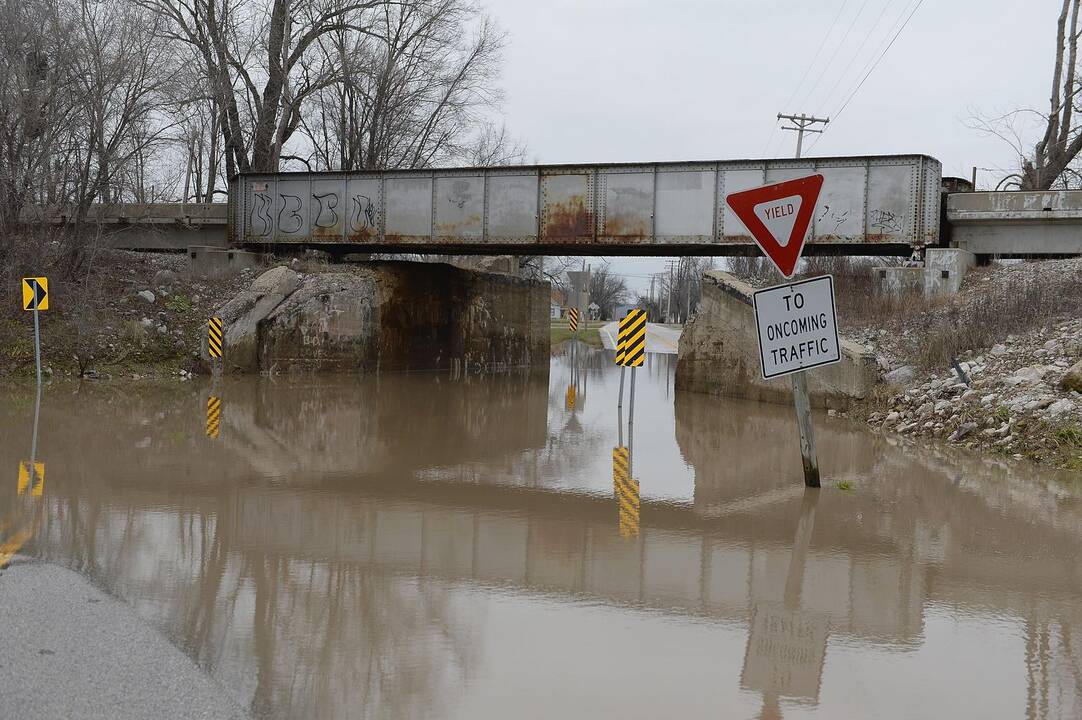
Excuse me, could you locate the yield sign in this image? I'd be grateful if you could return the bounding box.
[725,174,824,278]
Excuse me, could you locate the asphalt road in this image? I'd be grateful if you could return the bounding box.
[599,322,682,355]
[0,557,247,720]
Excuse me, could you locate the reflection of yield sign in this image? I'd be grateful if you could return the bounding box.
[726,175,824,278]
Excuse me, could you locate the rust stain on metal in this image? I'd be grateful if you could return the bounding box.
[312,224,344,240]
[434,214,483,236]
[543,197,594,239]
[348,226,376,243]
[603,215,649,240]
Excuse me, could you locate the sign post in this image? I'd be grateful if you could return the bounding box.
[615,308,646,475]
[22,277,48,385]
[725,175,835,488]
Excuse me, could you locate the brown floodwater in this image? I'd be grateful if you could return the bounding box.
[2,348,1082,719]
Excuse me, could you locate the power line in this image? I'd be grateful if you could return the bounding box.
[795,0,872,111]
[761,0,850,156]
[805,0,926,153]
[818,0,896,114]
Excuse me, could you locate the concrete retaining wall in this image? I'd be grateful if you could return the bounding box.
[207,261,550,374]
[674,270,878,409]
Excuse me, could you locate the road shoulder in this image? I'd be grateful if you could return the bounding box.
[0,557,247,720]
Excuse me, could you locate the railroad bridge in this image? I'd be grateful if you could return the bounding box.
[26,153,1082,260]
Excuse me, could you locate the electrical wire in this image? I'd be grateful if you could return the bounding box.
[761,0,850,156]
[795,0,872,111]
[805,0,926,153]
[818,0,896,114]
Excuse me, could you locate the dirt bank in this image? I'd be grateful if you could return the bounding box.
[840,257,1082,470]
[1,250,248,381]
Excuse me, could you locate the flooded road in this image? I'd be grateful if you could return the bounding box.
[2,348,1082,719]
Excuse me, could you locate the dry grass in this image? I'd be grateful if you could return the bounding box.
[913,270,1082,367]
[732,255,1082,370]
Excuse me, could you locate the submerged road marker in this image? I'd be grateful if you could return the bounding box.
[611,446,638,538]
[726,175,830,488]
[17,461,44,498]
[206,395,221,439]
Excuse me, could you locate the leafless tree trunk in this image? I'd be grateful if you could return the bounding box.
[970,0,1082,190]
[1024,0,1082,189]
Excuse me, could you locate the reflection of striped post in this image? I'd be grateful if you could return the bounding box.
[208,317,224,360]
[565,384,576,411]
[206,396,221,439]
[568,308,579,333]
[612,446,639,538]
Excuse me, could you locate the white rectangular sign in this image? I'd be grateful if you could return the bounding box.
[752,275,840,380]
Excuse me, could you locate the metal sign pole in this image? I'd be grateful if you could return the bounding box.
[617,366,625,411]
[627,367,636,478]
[29,383,41,486]
[32,304,42,386]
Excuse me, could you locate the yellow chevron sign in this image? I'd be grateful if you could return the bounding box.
[612,446,639,538]
[17,461,44,497]
[616,309,646,367]
[568,308,579,332]
[22,277,48,311]
[206,395,221,439]
[208,317,223,359]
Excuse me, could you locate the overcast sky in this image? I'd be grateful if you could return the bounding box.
[482,0,1059,293]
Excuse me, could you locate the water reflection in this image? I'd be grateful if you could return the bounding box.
[1,352,1081,718]
[741,491,829,718]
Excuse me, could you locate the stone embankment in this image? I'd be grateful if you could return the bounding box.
[848,318,1082,468]
[204,261,549,374]
[844,257,1082,469]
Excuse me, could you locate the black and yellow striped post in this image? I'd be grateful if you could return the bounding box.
[616,309,646,368]
[568,307,579,333]
[206,395,221,439]
[208,317,223,362]
[612,446,639,538]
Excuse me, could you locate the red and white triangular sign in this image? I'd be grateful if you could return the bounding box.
[725,174,824,278]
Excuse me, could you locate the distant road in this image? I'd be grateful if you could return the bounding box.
[599,322,682,355]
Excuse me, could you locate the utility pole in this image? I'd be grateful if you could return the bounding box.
[781,114,823,488]
[777,112,829,159]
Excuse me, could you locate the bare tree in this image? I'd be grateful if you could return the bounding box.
[299,0,512,170]
[0,0,80,233]
[59,0,178,276]
[141,0,388,174]
[970,0,1082,190]
[587,266,630,320]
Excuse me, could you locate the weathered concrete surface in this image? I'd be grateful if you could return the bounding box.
[206,261,548,374]
[875,248,975,298]
[675,270,878,409]
[210,265,302,370]
[947,190,1082,256]
[0,558,247,720]
[188,246,262,278]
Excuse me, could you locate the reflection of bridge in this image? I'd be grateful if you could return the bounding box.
[7,370,1082,718]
